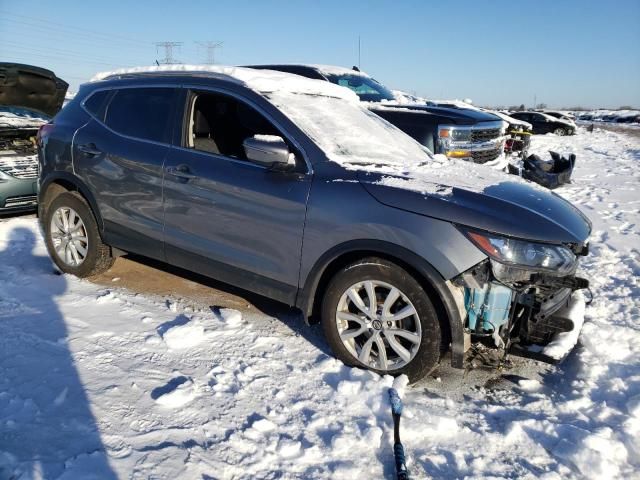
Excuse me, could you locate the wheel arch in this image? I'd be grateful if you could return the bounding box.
[297,240,465,368]
[39,173,104,231]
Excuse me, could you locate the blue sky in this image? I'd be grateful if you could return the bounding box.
[1,0,639,108]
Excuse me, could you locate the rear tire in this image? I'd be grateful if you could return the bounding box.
[321,257,442,382]
[44,192,114,277]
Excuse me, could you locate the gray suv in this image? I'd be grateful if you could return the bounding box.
[38,66,591,381]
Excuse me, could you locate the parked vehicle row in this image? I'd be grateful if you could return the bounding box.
[574,110,640,124]
[34,65,591,381]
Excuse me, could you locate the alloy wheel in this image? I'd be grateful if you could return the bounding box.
[50,206,89,267]
[335,280,422,371]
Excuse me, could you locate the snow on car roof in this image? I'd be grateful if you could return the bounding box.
[90,65,358,102]
[308,64,369,77]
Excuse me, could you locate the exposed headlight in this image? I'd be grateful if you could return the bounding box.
[460,228,577,275]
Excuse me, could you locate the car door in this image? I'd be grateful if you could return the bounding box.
[162,87,312,304]
[73,86,177,258]
[532,113,551,133]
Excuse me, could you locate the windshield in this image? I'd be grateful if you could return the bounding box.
[324,74,396,103]
[265,92,431,168]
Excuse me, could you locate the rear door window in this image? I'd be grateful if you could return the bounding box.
[104,88,176,143]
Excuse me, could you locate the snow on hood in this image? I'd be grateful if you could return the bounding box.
[538,112,574,127]
[368,153,546,198]
[490,110,532,129]
[90,65,358,103]
[0,107,49,129]
[391,90,429,105]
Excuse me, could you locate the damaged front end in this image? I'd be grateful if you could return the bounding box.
[452,228,590,365]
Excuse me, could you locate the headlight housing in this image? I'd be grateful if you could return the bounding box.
[439,127,471,143]
[460,228,577,276]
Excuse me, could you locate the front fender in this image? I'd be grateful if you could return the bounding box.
[297,239,466,369]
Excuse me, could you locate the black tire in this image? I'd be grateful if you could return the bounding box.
[44,191,114,277]
[554,128,566,136]
[321,257,442,382]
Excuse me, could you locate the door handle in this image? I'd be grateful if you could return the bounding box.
[77,143,102,156]
[166,164,197,180]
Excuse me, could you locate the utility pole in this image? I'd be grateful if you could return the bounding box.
[155,42,183,64]
[196,41,223,64]
[358,35,361,69]
[534,93,537,109]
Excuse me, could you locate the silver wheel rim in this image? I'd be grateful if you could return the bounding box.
[335,280,422,371]
[50,206,89,267]
[555,128,565,136]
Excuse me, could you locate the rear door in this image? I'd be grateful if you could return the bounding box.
[162,87,312,303]
[73,86,177,258]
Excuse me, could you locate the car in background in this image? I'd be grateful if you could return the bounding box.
[38,65,591,380]
[247,64,508,167]
[0,63,68,214]
[540,110,576,123]
[510,111,575,136]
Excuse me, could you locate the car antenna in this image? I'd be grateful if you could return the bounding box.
[352,65,360,72]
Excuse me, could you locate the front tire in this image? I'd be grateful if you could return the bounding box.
[554,127,566,136]
[321,257,442,382]
[44,192,114,277]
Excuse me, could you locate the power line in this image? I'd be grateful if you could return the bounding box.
[2,40,147,66]
[1,47,136,69]
[0,21,152,56]
[195,41,223,64]
[155,42,183,65]
[0,10,151,47]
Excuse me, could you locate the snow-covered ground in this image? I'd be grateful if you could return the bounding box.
[0,126,639,479]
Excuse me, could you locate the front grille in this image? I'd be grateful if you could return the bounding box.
[0,154,39,179]
[470,148,502,164]
[471,128,501,142]
[3,195,37,209]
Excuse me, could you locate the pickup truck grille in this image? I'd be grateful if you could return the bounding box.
[471,128,502,142]
[0,154,39,179]
[471,148,502,164]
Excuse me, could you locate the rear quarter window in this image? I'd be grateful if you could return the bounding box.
[104,87,176,143]
[83,90,110,120]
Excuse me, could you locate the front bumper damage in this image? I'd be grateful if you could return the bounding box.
[450,255,589,368]
[510,291,586,363]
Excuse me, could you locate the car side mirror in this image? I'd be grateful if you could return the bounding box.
[243,135,295,170]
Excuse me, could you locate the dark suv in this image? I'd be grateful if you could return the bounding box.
[38,66,591,381]
[509,111,575,136]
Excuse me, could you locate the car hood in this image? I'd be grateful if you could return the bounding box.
[356,160,591,245]
[372,103,500,125]
[555,117,576,127]
[0,63,68,117]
